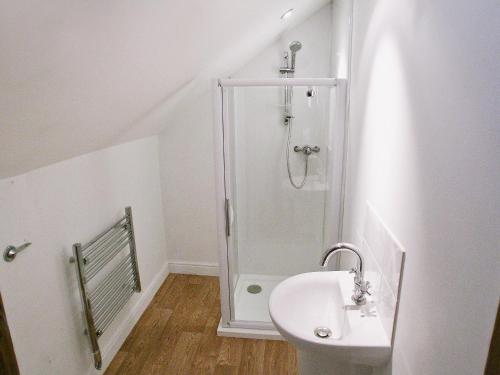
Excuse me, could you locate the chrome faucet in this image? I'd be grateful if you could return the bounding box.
[320,243,372,305]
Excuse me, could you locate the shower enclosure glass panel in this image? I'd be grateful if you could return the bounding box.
[220,81,343,325]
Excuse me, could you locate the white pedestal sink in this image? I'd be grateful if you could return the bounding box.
[269,271,391,375]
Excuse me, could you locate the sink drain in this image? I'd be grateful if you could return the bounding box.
[247,284,262,294]
[314,327,332,339]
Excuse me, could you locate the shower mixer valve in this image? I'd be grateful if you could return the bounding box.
[294,145,320,155]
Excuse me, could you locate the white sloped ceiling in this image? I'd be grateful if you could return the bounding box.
[0,0,329,178]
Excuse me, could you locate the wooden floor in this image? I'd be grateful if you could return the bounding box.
[105,274,298,375]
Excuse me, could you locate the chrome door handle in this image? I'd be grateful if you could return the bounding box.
[224,199,231,237]
[3,242,32,262]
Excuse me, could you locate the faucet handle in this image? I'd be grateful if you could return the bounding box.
[349,267,357,275]
[364,281,373,296]
[356,280,372,296]
[351,280,373,305]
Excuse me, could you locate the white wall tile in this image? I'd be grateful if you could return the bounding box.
[360,202,405,341]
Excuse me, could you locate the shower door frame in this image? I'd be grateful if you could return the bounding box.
[213,78,348,335]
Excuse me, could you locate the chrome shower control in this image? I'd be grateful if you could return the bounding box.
[294,145,320,155]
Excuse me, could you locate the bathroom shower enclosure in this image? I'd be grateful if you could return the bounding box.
[213,77,348,337]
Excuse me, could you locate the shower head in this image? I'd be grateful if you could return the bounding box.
[289,41,302,53]
[289,41,302,70]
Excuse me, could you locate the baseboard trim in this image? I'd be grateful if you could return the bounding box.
[87,262,169,374]
[168,261,219,276]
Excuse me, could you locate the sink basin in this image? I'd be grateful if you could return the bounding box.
[269,271,391,374]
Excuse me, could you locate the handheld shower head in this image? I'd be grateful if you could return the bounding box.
[289,41,302,53]
[289,41,302,70]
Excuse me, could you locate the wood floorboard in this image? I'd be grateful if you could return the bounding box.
[105,274,298,375]
[238,339,266,375]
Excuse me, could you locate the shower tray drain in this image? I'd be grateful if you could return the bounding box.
[247,284,262,294]
[314,327,332,339]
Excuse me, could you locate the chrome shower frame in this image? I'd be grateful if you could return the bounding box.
[213,78,348,338]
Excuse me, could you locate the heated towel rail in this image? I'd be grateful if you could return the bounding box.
[71,206,141,370]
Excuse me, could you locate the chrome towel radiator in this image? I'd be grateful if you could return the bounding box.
[71,207,141,370]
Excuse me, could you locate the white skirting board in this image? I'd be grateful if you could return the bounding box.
[87,262,169,375]
[168,261,219,276]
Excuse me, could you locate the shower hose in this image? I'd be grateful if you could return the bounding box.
[286,119,309,189]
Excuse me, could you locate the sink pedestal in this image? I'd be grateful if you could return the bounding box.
[298,349,379,375]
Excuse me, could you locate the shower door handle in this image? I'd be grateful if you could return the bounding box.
[225,199,231,237]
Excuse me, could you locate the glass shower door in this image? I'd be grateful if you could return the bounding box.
[220,80,344,326]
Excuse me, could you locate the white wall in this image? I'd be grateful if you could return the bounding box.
[158,92,220,273]
[233,5,333,79]
[158,4,337,272]
[345,0,500,374]
[330,0,353,79]
[0,0,329,179]
[0,136,168,374]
